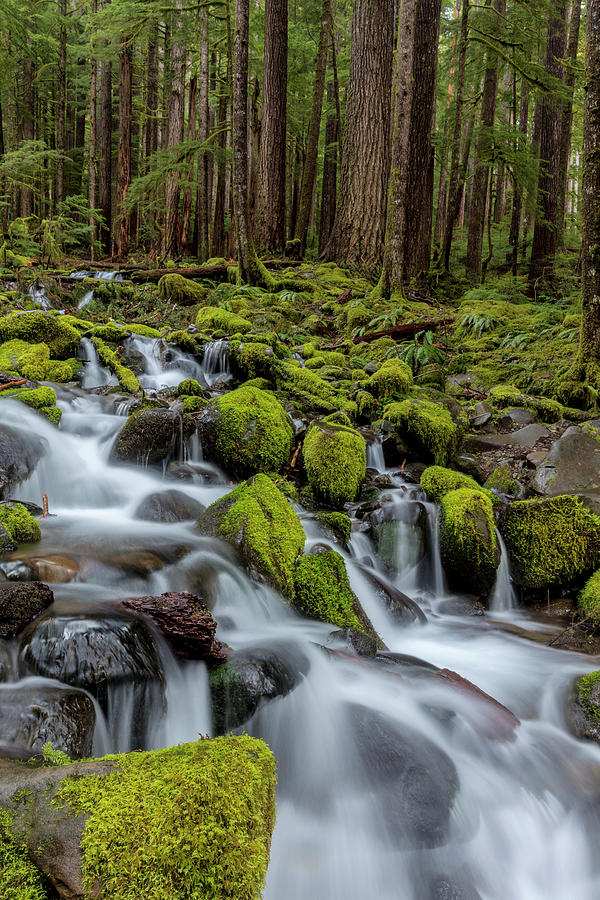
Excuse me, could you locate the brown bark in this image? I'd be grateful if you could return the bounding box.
[353,316,454,344]
[88,0,98,260]
[56,0,67,205]
[557,0,582,247]
[116,37,132,258]
[180,76,198,251]
[509,73,529,275]
[196,6,211,260]
[162,0,186,258]
[328,0,394,269]
[97,0,113,254]
[21,52,35,217]
[145,22,160,158]
[212,77,229,257]
[318,78,338,254]
[255,0,288,253]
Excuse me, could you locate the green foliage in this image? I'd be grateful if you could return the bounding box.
[303,417,366,507]
[488,384,564,422]
[195,306,252,335]
[158,274,209,305]
[0,502,41,544]
[577,671,600,722]
[384,398,462,465]
[293,550,364,632]
[316,512,352,544]
[41,742,72,767]
[579,571,600,625]
[367,359,413,398]
[0,808,47,900]
[91,337,140,393]
[397,331,446,374]
[0,312,80,359]
[420,465,483,502]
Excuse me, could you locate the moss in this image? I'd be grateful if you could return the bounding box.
[158,273,209,305]
[355,389,377,420]
[316,512,352,544]
[293,550,365,631]
[483,466,521,498]
[439,488,498,596]
[384,398,462,466]
[126,323,162,338]
[17,342,50,381]
[88,323,130,343]
[180,396,207,414]
[91,337,140,393]
[367,359,413,399]
[0,311,80,358]
[176,378,204,397]
[578,570,600,624]
[488,384,563,423]
[576,670,600,722]
[303,417,366,508]
[198,474,305,597]
[45,359,74,382]
[0,338,28,374]
[305,351,347,369]
[420,465,483,502]
[277,360,356,415]
[357,337,397,363]
[166,330,199,353]
[345,303,372,333]
[235,342,275,380]
[15,386,57,409]
[0,501,41,544]
[502,496,600,590]
[55,736,276,900]
[195,306,252,335]
[0,809,47,899]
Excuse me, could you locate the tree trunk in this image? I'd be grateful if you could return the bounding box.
[56,0,67,206]
[180,75,198,250]
[116,36,132,258]
[580,0,600,356]
[255,0,288,253]
[318,77,338,254]
[557,0,582,247]
[327,0,394,269]
[162,0,186,258]
[21,51,35,217]
[97,0,113,254]
[145,21,160,158]
[196,6,211,261]
[88,0,98,259]
[294,0,331,257]
[529,2,569,286]
[509,72,529,275]
[212,73,229,257]
[465,0,506,279]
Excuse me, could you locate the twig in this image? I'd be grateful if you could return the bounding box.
[41,494,49,520]
[0,379,27,392]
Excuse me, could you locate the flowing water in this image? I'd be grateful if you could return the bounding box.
[2,338,600,899]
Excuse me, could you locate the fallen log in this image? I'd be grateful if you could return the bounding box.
[353,316,454,344]
[129,258,302,284]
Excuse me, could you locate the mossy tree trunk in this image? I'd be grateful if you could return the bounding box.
[162,0,186,259]
[580,0,600,357]
[557,0,582,249]
[116,35,132,259]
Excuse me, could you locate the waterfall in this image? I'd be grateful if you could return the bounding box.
[80,337,115,389]
[489,530,518,613]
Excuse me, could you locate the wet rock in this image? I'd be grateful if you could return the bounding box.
[110,408,195,466]
[356,563,427,624]
[438,597,485,617]
[428,875,482,900]
[0,426,45,499]
[134,489,205,523]
[531,427,600,514]
[365,501,426,573]
[568,672,600,744]
[109,550,164,577]
[166,460,227,484]
[349,704,458,848]
[374,651,439,675]
[432,668,520,741]
[0,581,54,638]
[498,407,537,427]
[0,639,12,680]
[0,683,95,758]
[0,560,35,581]
[19,613,165,747]
[326,628,379,657]
[451,454,484,481]
[209,642,310,733]
[29,555,79,583]
[549,623,600,655]
[121,591,228,663]
[439,489,499,597]
[0,498,44,516]
[0,522,16,554]
[469,401,492,428]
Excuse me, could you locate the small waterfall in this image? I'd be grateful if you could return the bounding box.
[128,336,207,391]
[70,269,124,282]
[80,337,115,389]
[28,282,53,309]
[422,499,446,596]
[366,439,386,472]
[489,530,518,613]
[202,339,230,385]
[79,289,94,309]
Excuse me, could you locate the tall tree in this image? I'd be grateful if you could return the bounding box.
[162,0,186,258]
[116,34,132,258]
[56,0,67,205]
[97,0,113,253]
[318,76,339,254]
[255,0,288,253]
[557,0,582,246]
[196,4,210,260]
[88,0,98,258]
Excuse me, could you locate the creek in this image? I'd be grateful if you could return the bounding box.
[2,326,600,899]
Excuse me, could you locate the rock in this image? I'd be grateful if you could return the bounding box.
[121,591,228,663]
[531,427,600,513]
[134,489,205,522]
[439,489,499,597]
[0,639,12,680]
[0,735,276,900]
[420,465,485,502]
[567,671,600,743]
[29,556,79,583]
[365,501,426,572]
[498,407,537,426]
[349,705,458,848]
[0,523,15,554]
[197,474,305,597]
[0,499,43,516]
[110,408,195,466]
[326,628,379,657]
[196,383,293,479]
[0,426,45,499]
[303,414,367,507]
[452,454,484,481]
[0,684,95,758]
[356,562,427,624]
[0,501,41,545]
[428,875,482,900]
[432,668,520,741]
[465,424,549,452]
[482,465,522,499]
[526,450,548,467]
[19,613,165,747]
[469,401,492,428]
[0,560,34,582]
[209,642,310,733]
[383,398,464,466]
[0,582,54,638]
[438,597,484,616]
[315,511,352,544]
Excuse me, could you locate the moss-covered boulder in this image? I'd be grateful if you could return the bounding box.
[483,465,522,498]
[567,670,600,743]
[0,312,80,359]
[197,384,293,479]
[368,359,413,399]
[488,384,563,423]
[1,386,63,426]
[91,337,140,393]
[0,735,276,900]
[111,408,195,465]
[0,581,53,638]
[420,465,483,502]
[276,360,357,416]
[0,501,41,546]
[384,398,463,466]
[158,273,209,305]
[232,341,276,380]
[303,416,366,507]
[439,488,499,596]
[316,511,352,544]
[195,306,252,334]
[502,496,600,590]
[197,474,305,597]
[578,570,600,624]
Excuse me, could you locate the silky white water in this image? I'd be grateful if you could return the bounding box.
[2,349,600,899]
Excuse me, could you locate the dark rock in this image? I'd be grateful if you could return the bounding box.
[374,651,439,675]
[0,426,45,499]
[349,704,458,848]
[28,556,79,583]
[438,597,485,617]
[567,674,600,743]
[326,628,379,657]
[365,501,426,574]
[0,639,12,680]
[0,498,44,516]
[532,427,600,513]
[0,523,16,554]
[134,489,205,522]
[0,683,95,758]
[465,424,549,452]
[356,564,427,624]
[428,875,482,900]
[166,460,227,483]
[469,401,492,428]
[451,454,484,481]
[110,408,195,466]
[432,668,520,741]
[526,450,548,468]
[498,407,537,426]
[0,582,54,638]
[121,591,227,663]
[209,641,310,734]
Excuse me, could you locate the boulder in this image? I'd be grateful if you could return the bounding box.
[197,474,305,597]
[134,489,205,522]
[567,671,600,744]
[0,735,276,900]
[420,465,485,502]
[465,424,549,453]
[0,582,54,638]
[0,683,95,758]
[303,414,366,507]
[383,398,463,466]
[364,500,426,573]
[110,408,195,466]
[0,501,41,546]
[439,488,499,596]
[0,426,45,499]
[532,427,600,513]
[121,591,228,662]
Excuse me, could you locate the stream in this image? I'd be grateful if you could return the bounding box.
[2,328,600,899]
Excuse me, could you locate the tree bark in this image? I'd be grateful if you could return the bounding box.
[318,77,338,254]
[328,0,394,269]
[56,0,67,205]
[196,5,211,261]
[255,0,288,253]
[212,70,229,257]
[581,0,600,355]
[88,0,98,259]
[21,50,35,217]
[162,0,186,258]
[509,72,529,275]
[145,21,160,158]
[97,0,113,254]
[116,36,132,258]
[557,0,582,247]
[180,75,197,251]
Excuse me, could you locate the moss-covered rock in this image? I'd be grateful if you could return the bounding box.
[439,488,498,596]
[195,306,252,334]
[88,322,130,343]
[276,360,357,415]
[502,496,600,590]
[316,511,352,544]
[0,501,41,545]
[112,408,194,465]
[384,398,463,466]
[303,417,366,507]
[14,386,57,410]
[0,809,47,900]
[197,384,293,479]
[176,378,204,397]
[233,341,276,380]
[488,384,563,423]
[483,465,521,498]
[420,465,483,502]
[578,570,600,624]
[158,273,209,305]
[197,474,305,596]
[0,311,80,359]
[91,337,140,393]
[368,359,413,399]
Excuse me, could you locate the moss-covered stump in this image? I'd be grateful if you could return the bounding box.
[195,306,252,334]
[0,735,276,900]
[439,488,499,597]
[383,399,463,466]
[197,474,305,597]
[420,465,483,502]
[197,384,293,479]
[303,416,366,508]
[502,496,600,591]
[111,408,195,466]
[0,501,41,546]
[367,359,413,399]
[158,273,209,305]
[0,312,80,359]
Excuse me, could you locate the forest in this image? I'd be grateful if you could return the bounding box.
[3,0,600,898]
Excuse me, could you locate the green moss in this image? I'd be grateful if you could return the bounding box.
[199,474,305,597]
[195,306,252,335]
[88,323,130,343]
[576,670,600,722]
[235,342,275,380]
[0,338,28,374]
[488,384,563,423]
[0,311,80,358]
[126,323,162,338]
[91,337,140,393]
[16,386,56,409]
[384,399,462,465]
[17,342,50,381]
[303,417,366,508]
[439,488,498,596]
[45,359,74,382]
[357,337,397,363]
[420,465,482,502]
[345,303,372,333]
[355,390,377,420]
[368,359,413,399]
[180,396,207,413]
[55,736,276,900]
[305,351,347,369]
[0,501,41,544]
[277,361,356,415]
[0,809,47,899]
[166,330,199,353]
[483,466,521,498]
[578,571,600,624]
[158,273,209,305]
[293,550,365,631]
[503,496,600,590]
[316,512,352,544]
[176,378,204,397]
